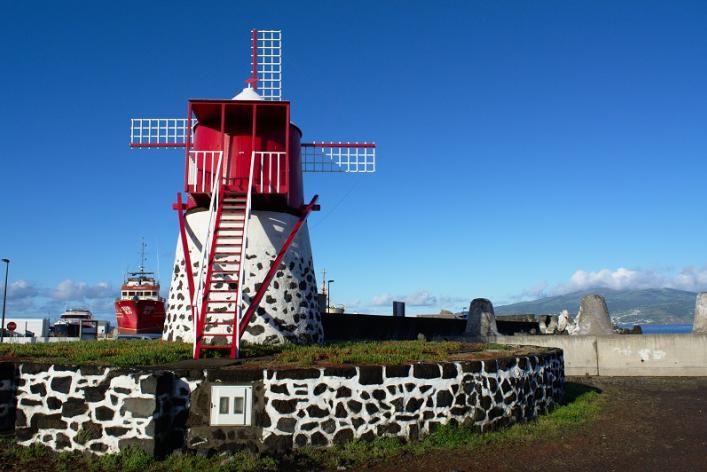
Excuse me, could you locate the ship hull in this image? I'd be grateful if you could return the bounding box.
[115,299,166,335]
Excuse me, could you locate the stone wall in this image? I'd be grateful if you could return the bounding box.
[10,363,199,457]
[1,348,564,457]
[185,349,564,454]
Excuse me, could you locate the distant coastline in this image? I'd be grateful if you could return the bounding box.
[618,323,693,334]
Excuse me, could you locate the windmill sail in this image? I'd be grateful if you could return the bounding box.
[251,29,282,101]
[302,143,376,173]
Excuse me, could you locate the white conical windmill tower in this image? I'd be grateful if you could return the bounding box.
[129,29,376,359]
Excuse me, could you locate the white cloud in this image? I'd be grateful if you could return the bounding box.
[513,265,707,302]
[50,280,113,301]
[371,290,437,307]
[368,290,466,308]
[3,280,39,299]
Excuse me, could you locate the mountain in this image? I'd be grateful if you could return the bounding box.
[495,288,697,324]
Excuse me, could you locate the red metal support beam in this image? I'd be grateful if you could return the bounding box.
[250,29,258,90]
[183,103,193,193]
[174,192,196,325]
[238,195,319,336]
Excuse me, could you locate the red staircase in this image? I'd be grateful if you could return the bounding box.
[194,191,248,358]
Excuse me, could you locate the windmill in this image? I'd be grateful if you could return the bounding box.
[129,29,376,359]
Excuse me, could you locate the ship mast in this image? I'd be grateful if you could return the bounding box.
[139,239,146,273]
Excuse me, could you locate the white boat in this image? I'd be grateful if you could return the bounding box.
[52,308,98,338]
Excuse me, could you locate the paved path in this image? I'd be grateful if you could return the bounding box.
[366,377,707,472]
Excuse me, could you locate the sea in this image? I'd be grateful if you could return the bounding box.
[617,323,693,334]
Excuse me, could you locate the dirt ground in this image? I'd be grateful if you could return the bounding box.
[365,377,707,472]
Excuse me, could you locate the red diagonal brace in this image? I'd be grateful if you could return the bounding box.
[175,193,196,324]
[238,195,319,337]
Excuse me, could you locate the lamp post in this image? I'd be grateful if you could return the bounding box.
[326,279,335,311]
[1,259,9,343]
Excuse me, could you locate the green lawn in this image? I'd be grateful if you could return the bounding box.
[0,340,515,368]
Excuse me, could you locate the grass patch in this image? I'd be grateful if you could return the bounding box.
[251,340,513,367]
[0,340,284,367]
[0,340,516,368]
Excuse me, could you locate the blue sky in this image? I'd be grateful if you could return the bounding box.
[1,0,706,320]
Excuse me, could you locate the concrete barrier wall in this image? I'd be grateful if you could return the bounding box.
[497,334,707,376]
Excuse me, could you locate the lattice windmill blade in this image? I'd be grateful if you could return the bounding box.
[129,118,197,148]
[249,29,282,101]
[301,142,376,173]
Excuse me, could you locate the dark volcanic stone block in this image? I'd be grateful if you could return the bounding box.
[483,360,498,373]
[84,384,109,402]
[321,418,336,434]
[358,366,383,385]
[29,383,46,396]
[90,442,108,453]
[30,413,66,430]
[377,423,401,435]
[385,365,410,378]
[335,386,351,398]
[390,397,404,412]
[335,402,347,418]
[119,437,155,455]
[441,363,458,379]
[294,433,308,447]
[95,406,115,421]
[20,398,42,407]
[105,426,129,437]
[55,433,71,449]
[497,357,516,370]
[347,400,362,413]
[405,398,424,412]
[270,384,289,395]
[50,376,73,394]
[306,405,328,418]
[272,399,297,414]
[46,397,62,410]
[306,432,326,447]
[365,403,379,415]
[313,383,327,395]
[333,428,354,445]
[301,421,318,431]
[61,398,87,418]
[413,364,440,379]
[122,398,156,418]
[461,361,482,373]
[277,417,296,433]
[436,390,453,408]
[372,389,386,401]
[323,366,356,378]
[351,417,365,429]
[488,406,504,420]
[277,369,320,380]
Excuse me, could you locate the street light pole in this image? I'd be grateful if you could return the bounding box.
[1,259,9,344]
[327,279,335,311]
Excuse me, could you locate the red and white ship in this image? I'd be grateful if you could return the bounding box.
[114,245,166,336]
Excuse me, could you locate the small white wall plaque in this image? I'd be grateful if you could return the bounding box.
[210,385,252,426]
